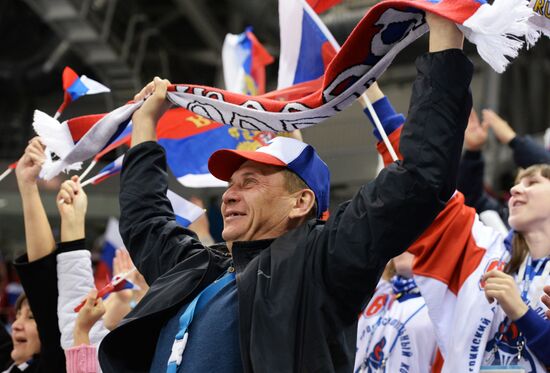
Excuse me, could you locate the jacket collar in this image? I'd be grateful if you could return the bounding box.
[231,239,274,273]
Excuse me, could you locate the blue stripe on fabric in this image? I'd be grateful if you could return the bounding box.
[363,97,405,141]
[286,145,330,215]
[67,79,89,101]
[293,10,328,85]
[158,127,239,177]
[175,215,192,228]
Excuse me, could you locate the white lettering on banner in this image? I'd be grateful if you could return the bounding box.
[186,101,226,124]
[241,100,266,111]
[206,91,224,100]
[281,102,310,112]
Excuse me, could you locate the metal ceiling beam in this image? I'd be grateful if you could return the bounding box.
[171,0,225,51]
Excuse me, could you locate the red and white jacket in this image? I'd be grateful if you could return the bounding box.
[376,121,549,372]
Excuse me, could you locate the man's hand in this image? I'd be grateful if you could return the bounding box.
[464,109,489,151]
[426,12,464,52]
[542,285,550,319]
[58,176,87,241]
[15,137,46,189]
[74,289,105,346]
[131,77,172,147]
[483,270,528,320]
[482,109,516,144]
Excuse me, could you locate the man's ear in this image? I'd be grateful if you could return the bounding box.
[288,189,315,219]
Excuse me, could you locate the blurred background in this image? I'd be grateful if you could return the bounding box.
[0,0,549,259]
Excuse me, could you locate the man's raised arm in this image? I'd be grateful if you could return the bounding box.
[319,12,473,314]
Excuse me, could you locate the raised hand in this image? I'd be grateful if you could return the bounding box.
[482,270,528,320]
[464,109,489,151]
[15,137,46,188]
[425,12,463,52]
[73,289,105,346]
[482,109,516,145]
[131,77,172,146]
[16,137,56,261]
[112,248,148,303]
[57,176,87,242]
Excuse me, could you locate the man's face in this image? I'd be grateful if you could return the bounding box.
[221,161,297,243]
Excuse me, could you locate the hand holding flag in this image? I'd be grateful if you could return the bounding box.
[14,137,47,186]
[74,289,106,345]
[74,267,137,312]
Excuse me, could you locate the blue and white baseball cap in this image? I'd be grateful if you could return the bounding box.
[208,136,330,218]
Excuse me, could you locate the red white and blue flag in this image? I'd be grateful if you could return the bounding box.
[84,154,125,186]
[277,0,339,89]
[33,103,138,180]
[157,108,275,187]
[222,27,274,95]
[166,190,205,227]
[93,122,133,162]
[100,217,125,276]
[57,67,110,117]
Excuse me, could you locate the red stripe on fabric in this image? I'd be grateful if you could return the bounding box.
[62,67,79,90]
[247,30,274,95]
[409,193,484,295]
[258,78,323,101]
[306,0,343,14]
[431,348,444,373]
[156,108,224,140]
[94,136,130,161]
[321,41,337,71]
[67,114,106,142]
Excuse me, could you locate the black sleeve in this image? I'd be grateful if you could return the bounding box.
[458,150,484,207]
[317,49,473,316]
[509,135,550,168]
[14,252,65,373]
[457,150,510,225]
[119,143,208,285]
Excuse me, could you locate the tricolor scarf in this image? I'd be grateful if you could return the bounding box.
[34,0,538,180]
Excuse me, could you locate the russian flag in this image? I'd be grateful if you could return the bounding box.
[157,108,275,188]
[83,154,124,186]
[166,190,205,227]
[33,101,141,180]
[222,27,274,95]
[93,122,132,162]
[57,67,110,117]
[100,217,125,276]
[277,0,339,89]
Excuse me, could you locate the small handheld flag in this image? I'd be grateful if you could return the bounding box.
[277,0,339,89]
[166,190,205,227]
[74,268,136,312]
[56,67,110,118]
